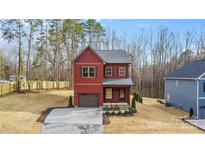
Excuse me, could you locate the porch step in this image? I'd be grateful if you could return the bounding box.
[119,105,129,110]
[103,103,130,110]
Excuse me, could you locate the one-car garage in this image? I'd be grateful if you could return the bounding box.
[78,94,99,107]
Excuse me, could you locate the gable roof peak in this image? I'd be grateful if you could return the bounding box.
[74,46,131,64]
[73,45,104,63]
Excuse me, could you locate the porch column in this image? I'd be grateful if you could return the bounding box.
[128,87,130,104]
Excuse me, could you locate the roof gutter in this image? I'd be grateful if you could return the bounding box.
[164,77,196,80]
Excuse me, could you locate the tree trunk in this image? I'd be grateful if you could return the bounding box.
[17,20,22,92]
[26,20,33,91]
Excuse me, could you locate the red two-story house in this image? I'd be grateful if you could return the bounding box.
[73,46,133,107]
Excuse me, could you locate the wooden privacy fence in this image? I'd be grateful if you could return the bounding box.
[0,81,70,96]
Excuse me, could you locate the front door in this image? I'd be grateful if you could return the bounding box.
[119,89,125,102]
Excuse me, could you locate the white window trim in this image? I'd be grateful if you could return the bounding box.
[119,67,126,76]
[105,67,113,76]
[105,88,112,99]
[176,80,178,87]
[82,66,96,78]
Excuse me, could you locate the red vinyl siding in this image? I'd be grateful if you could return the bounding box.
[74,47,104,106]
[104,64,129,78]
[74,46,131,106]
[74,85,103,106]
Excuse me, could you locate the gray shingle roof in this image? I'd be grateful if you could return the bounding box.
[166,59,205,78]
[95,50,131,64]
[103,78,133,86]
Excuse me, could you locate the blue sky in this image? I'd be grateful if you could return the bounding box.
[98,19,205,39]
[2,19,205,53]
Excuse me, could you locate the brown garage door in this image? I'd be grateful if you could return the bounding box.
[78,94,99,107]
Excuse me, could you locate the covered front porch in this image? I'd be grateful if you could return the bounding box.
[102,86,130,110]
[102,78,133,109]
[103,86,130,103]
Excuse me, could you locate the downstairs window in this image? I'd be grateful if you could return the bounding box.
[105,88,112,99]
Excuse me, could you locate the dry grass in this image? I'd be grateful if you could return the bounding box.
[104,97,204,134]
[0,91,203,134]
[0,90,72,133]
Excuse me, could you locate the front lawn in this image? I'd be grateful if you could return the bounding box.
[104,97,204,134]
[0,90,72,133]
[0,90,203,134]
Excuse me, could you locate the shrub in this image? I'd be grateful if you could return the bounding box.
[157,99,164,104]
[165,103,171,107]
[104,105,109,111]
[111,111,116,115]
[105,111,110,116]
[189,108,194,117]
[133,92,140,102]
[117,110,122,115]
[68,95,74,107]
[137,94,140,102]
[131,97,136,110]
[114,104,120,110]
[128,107,136,116]
[139,97,143,103]
[124,110,128,115]
[130,107,137,113]
[110,104,113,110]
[133,92,137,101]
[133,92,143,103]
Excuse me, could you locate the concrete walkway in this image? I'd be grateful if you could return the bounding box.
[43,108,103,134]
[185,119,205,131]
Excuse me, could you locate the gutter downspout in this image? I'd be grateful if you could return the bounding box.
[196,79,199,118]
[164,78,166,104]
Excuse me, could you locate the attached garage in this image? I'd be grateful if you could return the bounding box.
[78,94,99,107]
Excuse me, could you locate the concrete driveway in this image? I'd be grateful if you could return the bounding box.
[185,119,205,131]
[43,108,103,134]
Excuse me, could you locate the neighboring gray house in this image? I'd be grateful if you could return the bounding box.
[164,60,205,119]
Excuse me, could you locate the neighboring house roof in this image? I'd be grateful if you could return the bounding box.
[166,59,205,79]
[95,50,131,64]
[103,78,133,86]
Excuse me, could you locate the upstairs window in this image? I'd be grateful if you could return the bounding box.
[119,67,126,76]
[82,67,88,77]
[82,66,96,78]
[105,67,113,76]
[89,67,96,77]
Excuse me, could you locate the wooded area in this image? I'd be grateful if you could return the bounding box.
[0,19,204,98]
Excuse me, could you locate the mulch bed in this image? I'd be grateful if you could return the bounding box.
[103,115,110,125]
